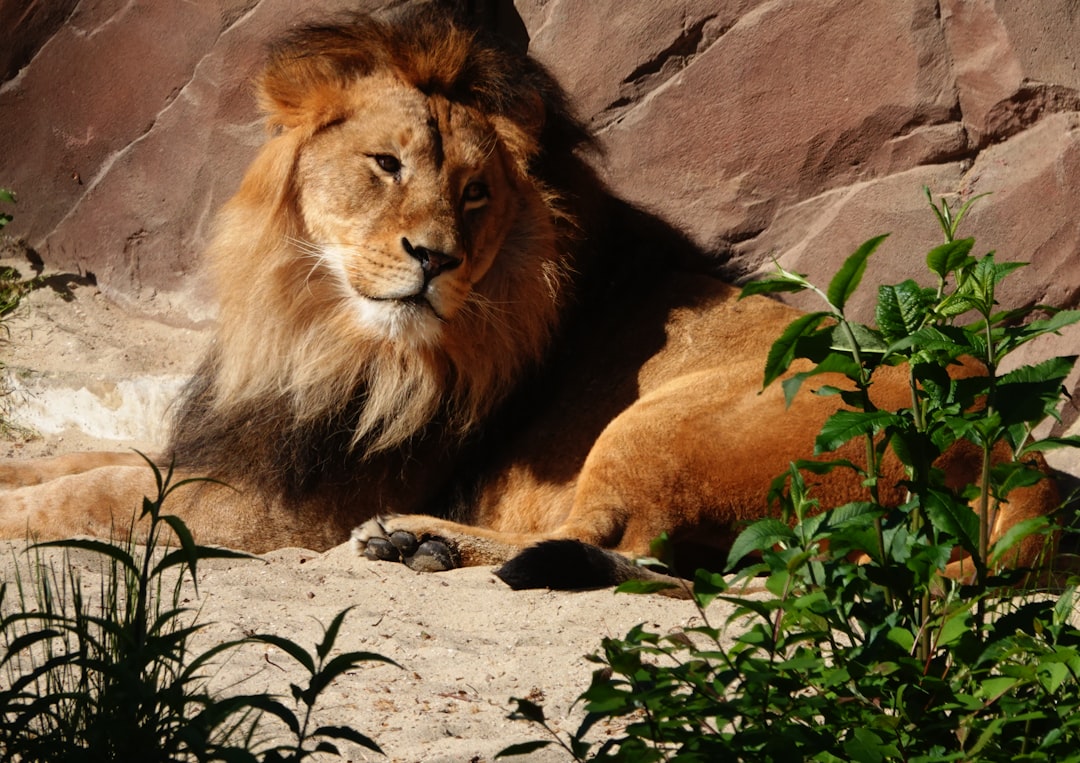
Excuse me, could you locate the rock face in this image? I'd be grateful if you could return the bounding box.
[3,0,1080,432]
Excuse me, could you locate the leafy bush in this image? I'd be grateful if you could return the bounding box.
[0,187,42,435]
[501,190,1080,761]
[0,459,393,761]
[0,189,36,319]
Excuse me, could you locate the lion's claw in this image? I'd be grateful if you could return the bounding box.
[352,518,459,572]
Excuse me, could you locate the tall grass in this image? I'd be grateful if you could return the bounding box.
[0,458,394,761]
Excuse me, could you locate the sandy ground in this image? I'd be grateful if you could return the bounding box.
[1,539,750,762]
[0,268,751,761]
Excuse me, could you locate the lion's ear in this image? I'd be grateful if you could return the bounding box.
[258,55,352,131]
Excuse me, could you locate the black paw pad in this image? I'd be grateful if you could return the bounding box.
[363,536,402,562]
[404,539,458,573]
[389,530,419,557]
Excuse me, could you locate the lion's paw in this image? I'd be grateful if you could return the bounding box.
[351,517,459,573]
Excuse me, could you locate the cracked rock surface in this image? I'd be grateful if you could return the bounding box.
[3,0,1080,463]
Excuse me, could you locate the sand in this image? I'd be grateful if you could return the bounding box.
[1,537,749,762]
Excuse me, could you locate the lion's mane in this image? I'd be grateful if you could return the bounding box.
[169,9,591,499]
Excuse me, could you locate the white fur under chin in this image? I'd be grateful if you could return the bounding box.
[318,243,445,347]
[351,295,444,347]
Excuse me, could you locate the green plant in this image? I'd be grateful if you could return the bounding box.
[0,458,393,761]
[0,187,42,437]
[501,190,1080,761]
[0,189,35,319]
[0,189,13,230]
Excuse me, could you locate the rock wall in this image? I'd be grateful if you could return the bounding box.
[3,0,1080,423]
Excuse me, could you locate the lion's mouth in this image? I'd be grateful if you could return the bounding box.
[367,290,447,323]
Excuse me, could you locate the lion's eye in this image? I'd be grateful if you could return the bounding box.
[463,181,489,205]
[372,154,401,175]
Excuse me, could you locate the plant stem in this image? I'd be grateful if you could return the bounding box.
[838,317,894,610]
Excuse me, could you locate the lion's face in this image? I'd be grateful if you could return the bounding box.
[201,13,580,451]
[294,72,520,345]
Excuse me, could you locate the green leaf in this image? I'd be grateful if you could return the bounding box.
[999,355,1075,386]
[934,292,980,319]
[692,568,728,608]
[926,237,975,279]
[30,538,139,578]
[826,234,888,312]
[1053,585,1078,625]
[925,186,952,236]
[959,254,1025,317]
[989,516,1050,566]
[1022,435,1080,454]
[935,608,972,647]
[739,276,810,299]
[977,675,1020,701]
[814,410,897,454]
[780,351,862,407]
[826,500,884,529]
[950,191,991,235]
[1014,309,1080,342]
[829,321,888,355]
[876,280,932,343]
[993,310,1080,359]
[615,579,680,595]
[887,626,915,653]
[726,519,796,570]
[762,311,832,388]
[923,489,979,557]
[886,324,975,359]
[994,356,1077,426]
[0,188,15,204]
[843,727,900,762]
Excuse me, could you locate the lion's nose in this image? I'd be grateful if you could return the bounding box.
[402,237,462,279]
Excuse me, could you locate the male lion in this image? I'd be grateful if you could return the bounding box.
[0,8,1058,587]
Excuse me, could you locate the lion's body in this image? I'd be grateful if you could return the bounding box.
[0,9,1058,583]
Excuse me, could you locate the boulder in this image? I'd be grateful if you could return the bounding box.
[0,0,368,319]
[2,0,1080,456]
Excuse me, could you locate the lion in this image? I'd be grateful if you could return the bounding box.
[0,7,1059,589]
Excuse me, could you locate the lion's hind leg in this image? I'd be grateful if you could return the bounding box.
[0,464,163,543]
[0,451,154,489]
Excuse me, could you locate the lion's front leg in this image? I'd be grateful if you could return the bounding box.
[351,514,530,571]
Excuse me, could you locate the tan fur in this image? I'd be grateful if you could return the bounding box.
[0,9,1058,584]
